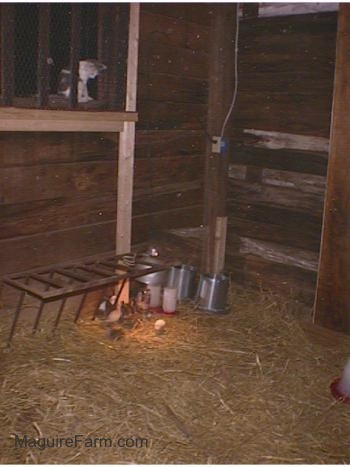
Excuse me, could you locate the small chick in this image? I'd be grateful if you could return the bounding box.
[154,319,166,333]
[107,303,123,323]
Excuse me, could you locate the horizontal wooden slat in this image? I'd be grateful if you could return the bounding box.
[238,71,334,95]
[0,161,117,205]
[138,101,207,130]
[140,10,209,51]
[135,130,206,158]
[261,168,326,194]
[236,254,317,305]
[134,154,203,189]
[228,179,325,215]
[0,204,203,276]
[0,183,202,240]
[0,153,202,205]
[240,11,337,36]
[235,128,330,153]
[141,3,213,26]
[0,195,116,240]
[133,182,202,216]
[232,94,333,138]
[0,222,116,276]
[138,73,208,104]
[0,133,118,168]
[228,200,323,250]
[239,236,319,271]
[230,146,328,176]
[0,108,137,132]
[132,205,202,244]
[139,41,208,80]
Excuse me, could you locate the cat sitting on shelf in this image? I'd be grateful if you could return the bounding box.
[58,59,107,103]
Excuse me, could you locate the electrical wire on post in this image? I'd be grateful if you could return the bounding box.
[220,3,240,139]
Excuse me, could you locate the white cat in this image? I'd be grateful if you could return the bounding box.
[58,59,107,103]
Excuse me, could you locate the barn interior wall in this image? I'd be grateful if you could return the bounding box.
[226,11,338,304]
[0,4,338,306]
[0,4,209,276]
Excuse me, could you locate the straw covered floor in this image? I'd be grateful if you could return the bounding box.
[1,285,350,464]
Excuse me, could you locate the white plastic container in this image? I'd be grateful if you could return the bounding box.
[162,287,177,313]
[149,284,162,308]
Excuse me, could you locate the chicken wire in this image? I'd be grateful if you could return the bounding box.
[13,3,98,99]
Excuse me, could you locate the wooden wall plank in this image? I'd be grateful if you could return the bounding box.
[230,146,328,176]
[138,42,208,80]
[0,132,118,167]
[137,102,207,130]
[0,204,202,276]
[0,4,207,276]
[224,9,336,302]
[0,222,116,276]
[141,3,213,26]
[314,4,350,332]
[228,202,323,252]
[138,73,208,104]
[135,130,205,158]
[0,183,202,241]
[140,10,209,51]
[228,179,325,216]
[232,12,337,138]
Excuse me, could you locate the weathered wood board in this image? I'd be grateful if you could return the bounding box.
[0,4,209,276]
[314,4,350,333]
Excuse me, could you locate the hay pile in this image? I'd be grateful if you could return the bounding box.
[1,286,350,464]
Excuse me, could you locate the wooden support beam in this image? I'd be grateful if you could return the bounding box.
[202,4,237,274]
[116,4,139,305]
[0,107,136,132]
[116,3,139,254]
[313,4,350,333]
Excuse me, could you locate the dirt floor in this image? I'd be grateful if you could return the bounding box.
[1,282,350,464]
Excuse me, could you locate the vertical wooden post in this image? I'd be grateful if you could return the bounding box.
[313,4,350,333]
[115,3,140,304]
[116,3,139,254]
[202,4,237,274]
[1,4,15,106]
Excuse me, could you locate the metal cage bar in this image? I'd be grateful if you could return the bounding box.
[1,4,15,106]
[37,4,50,107]
[69,4,81,108]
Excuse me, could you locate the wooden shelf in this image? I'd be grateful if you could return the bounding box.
[0,106,138,132]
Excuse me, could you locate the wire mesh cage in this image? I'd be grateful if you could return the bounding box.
[0,3,129,110]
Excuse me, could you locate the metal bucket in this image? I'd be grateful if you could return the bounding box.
[166,264,197,301]
[196,273,229,313]
[134,264,169,286]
